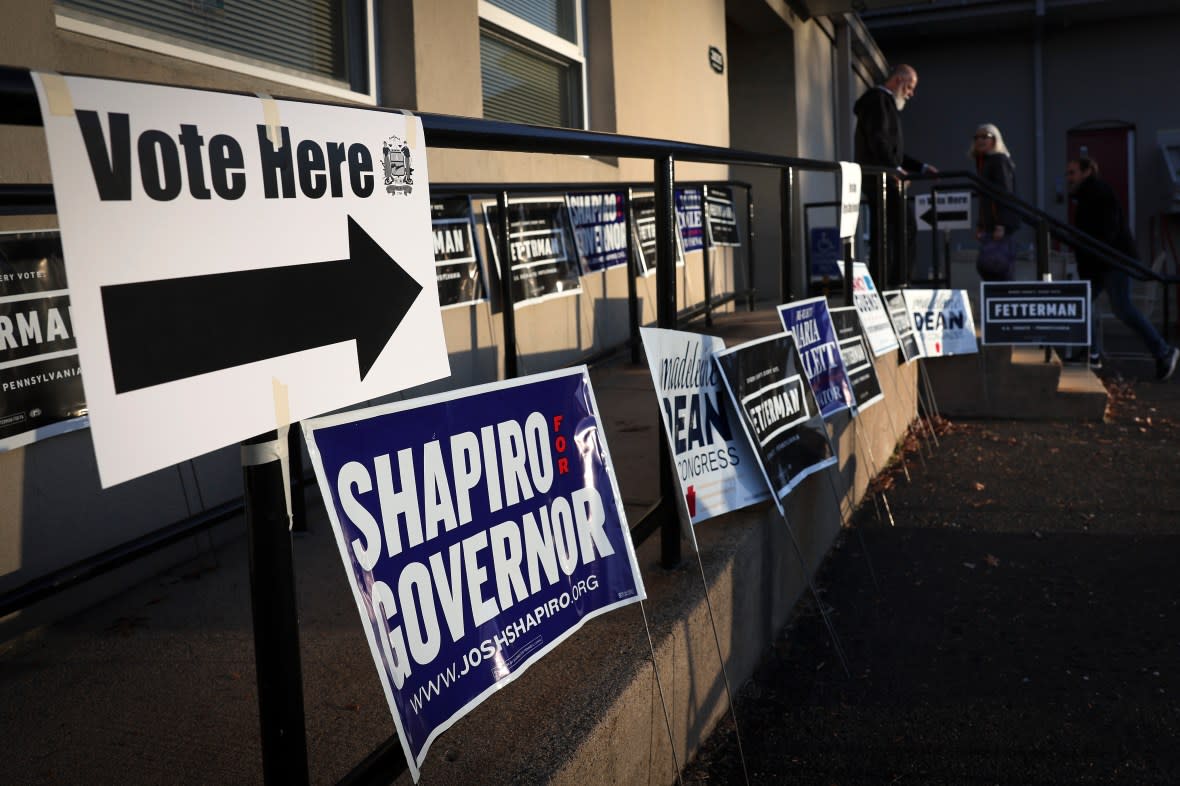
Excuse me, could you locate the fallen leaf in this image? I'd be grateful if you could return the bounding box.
[963,562,977,570]
[984,554,1000,567]
[973,481,986,492]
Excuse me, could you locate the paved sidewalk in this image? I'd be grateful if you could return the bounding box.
[686,350,1180,784]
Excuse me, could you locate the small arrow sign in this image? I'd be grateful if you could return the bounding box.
[919,207,970,226]
[101,216,422,394]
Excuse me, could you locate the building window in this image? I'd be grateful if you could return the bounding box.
[479,0,586,128]
[54,0,375,103]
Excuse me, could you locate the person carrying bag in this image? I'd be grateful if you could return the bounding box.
[970,123,1021,281]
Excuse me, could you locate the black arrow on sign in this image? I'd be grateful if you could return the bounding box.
[101,216,423,394]
[919,208,970,226]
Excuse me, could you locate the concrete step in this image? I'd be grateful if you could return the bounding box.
[926,344,1108,421]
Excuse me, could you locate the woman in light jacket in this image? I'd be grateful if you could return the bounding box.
[970,123,1021,281]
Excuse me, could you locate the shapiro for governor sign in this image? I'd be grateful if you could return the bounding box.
[303,367,645,781]
[32,73,449,487]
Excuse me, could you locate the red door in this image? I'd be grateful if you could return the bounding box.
[1067,123,1136,228]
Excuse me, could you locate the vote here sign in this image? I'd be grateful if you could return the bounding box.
[32,72,449,487]
[303,367,645,781]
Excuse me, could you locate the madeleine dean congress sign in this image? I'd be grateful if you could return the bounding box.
[33,73,449,487]
[640,327,768,534]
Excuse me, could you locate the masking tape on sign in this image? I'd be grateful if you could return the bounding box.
[273,378,293,527]
[39,72,74,117]
[256,92,282,148]
[272,376,291,432]
[398,108,419,150]
[237,378,294,528]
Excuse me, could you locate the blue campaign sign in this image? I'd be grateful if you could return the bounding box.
[777,297,853,419]
[809,227,841,279]
[675,187,704,253]
[303,367,645,780]
[566,191,629,272]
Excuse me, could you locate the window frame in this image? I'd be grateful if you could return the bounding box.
[54,1,377,105]
[478,0,589,129]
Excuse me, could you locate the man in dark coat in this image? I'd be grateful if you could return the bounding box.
[854,64,934,176]
[1066,156,1178,380]
[854,64,936,285]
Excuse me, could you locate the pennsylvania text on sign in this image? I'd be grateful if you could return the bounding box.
[980,281,1091,346]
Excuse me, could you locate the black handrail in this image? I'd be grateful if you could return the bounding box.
[912,169,1176,343]
[911,170,1180,285]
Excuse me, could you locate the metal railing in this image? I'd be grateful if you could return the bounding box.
[0,64,897,785]
[910,170,1179,341]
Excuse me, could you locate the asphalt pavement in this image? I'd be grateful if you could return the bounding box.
[685,347,1180,785]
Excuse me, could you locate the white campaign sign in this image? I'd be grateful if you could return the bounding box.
[914,191,972,231]
[902,289,979,357]
[640,327,769,542]
[34,73,450,487]
[838,162,862,239]
[850,262,899,357]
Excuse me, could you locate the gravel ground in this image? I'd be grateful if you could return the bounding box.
[684,357,1180,785]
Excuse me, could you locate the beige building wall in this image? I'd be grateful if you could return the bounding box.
[0,0,790,630]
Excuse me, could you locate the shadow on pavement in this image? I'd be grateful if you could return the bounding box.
[686,359,1180,785]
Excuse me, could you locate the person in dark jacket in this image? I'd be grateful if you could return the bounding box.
[970,123,1021,281]
[854,64,936,285]
[1065,156,1178,380]
[854,64,936,176]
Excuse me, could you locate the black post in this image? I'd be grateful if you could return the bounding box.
[930,186,940,283]
[780,167,795,304]
[243,430,309,786]
[287,425,307,533]
[625,188,641,364]
[496,191,518,379]
[1036,218,1050,281]
[655,157,677,331]
[702,187,713,327]
[895,178,911,287]
[654,155,681,570]
[746,186,757,311]
[886,177,897,287]
[943,231,952,288]
[872,173,889,287]
[842,239,854,305]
